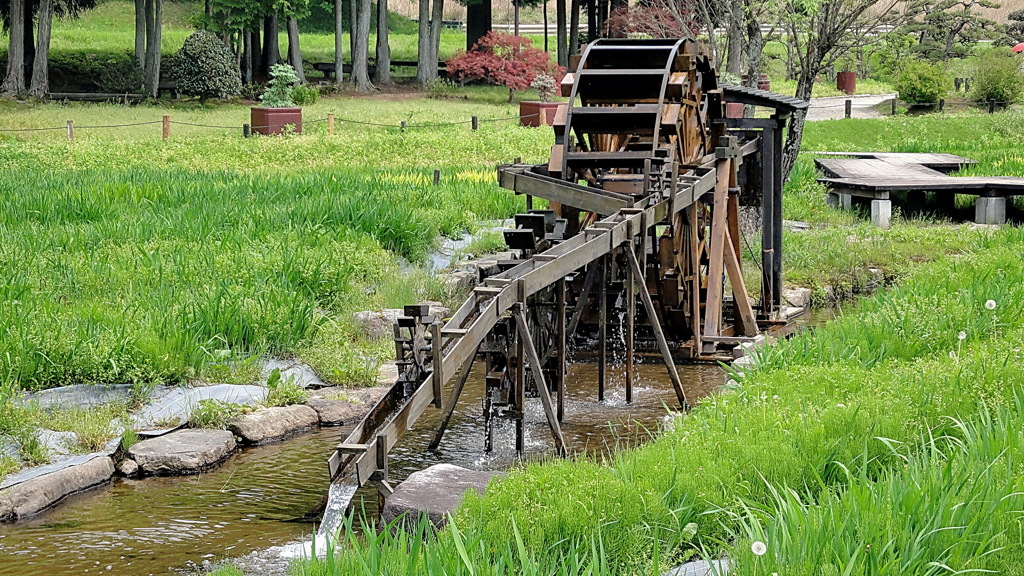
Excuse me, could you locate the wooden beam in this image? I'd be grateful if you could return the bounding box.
[625,247,688,410]
[702,157,731,352]
[427,344,480,450]
[513,306,567,455]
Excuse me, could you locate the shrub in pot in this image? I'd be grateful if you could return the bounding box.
[252,64,303,135]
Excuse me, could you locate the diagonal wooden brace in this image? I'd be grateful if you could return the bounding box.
[512,305,568,456]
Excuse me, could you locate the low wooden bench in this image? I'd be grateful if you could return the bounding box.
[312,60,447,81]
[814,152,1022,226]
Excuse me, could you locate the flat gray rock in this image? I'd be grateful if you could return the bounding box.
[382,464,501,529]
[0,437,120,490]
[664,559,730,576]
[134,384,266,433]
[0,456,114,521]
[305,399,362,426]
[129,429,237,476]
[227,405,319,444]
[26,384,135,409]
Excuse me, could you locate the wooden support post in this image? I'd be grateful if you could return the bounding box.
[472,116,479,131]
[556,278,566,422]
[760,129,775,318]
[891,98,897,116]
[515,316,525,454]
[598,254,608,401]
[687,204,702,345]
[701,157,730,352]
[400,120,407,131]
[243,124,252,138]
[844,99,852,119]
[988,99,996,114]
[938,99,944,113]
[428,344,479,450]
[328,113,335,134]
[625,245,635,404]
[433,169,441,186]
[430,322,443,408]
[162,115,170,140]
[66,120,74,142]
[513,306,567,455]
[526,194,534,210]
[625,247,688,410]
[567,262,600,336]
[771,117,784,310]
[722,227,759,336]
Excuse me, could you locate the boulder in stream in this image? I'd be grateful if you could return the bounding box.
[381,464,502,529]
[129,429,237,476]
[227,405,319,444]
[0,456,114,521]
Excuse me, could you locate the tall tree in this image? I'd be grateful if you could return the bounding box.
[429,0,443,65]
[28,0,51,96]
[779,0,915,178]
[725,0,743,74]
[569,0,580,55]
[352,0,373,89]
[334,0,344,84]
[286,16,307,81]
[143,0,162,97]
[1,0,25,95]
[135,0,146,66]
[374,0,392,84]
[556,0,567,66]
[263,13,281,74]
[416,0,432,85]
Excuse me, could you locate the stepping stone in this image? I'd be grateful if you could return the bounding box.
[227,405,318,445]
[381,464,502,529]
[129,429,236,476]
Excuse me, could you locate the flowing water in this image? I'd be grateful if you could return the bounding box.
[0,352,758,575]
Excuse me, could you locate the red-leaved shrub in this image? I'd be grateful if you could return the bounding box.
[446,32,566,102]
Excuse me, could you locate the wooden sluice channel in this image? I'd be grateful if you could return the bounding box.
[326,38,809,506]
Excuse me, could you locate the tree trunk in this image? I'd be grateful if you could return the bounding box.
[143,0,162,98]
[466,0,491,50]
[3,0,27,95]
[742,16,762,116]
[263,14,281,74]
[725,0,743,75]
[135,0,146,67]
[353,0,374,90]
[430,0,443,64]
[251,27,262,79]
[242,29,253,84]
[23,4,35,82]
[543,0,549,52]
[514,0,520,36]
[29,0,53,98]
[781,60,818,181]
[556,0,567,66]
[416,0,433,86]
[335,0,345,84]
[287,17,307,83]
[569,0,580,55]
[205,0,212,17]
[374,0,392,85]
[350,0,357,57]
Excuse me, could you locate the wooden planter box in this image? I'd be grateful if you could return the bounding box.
[519,101,561,127]
[836,71,856,95]
[725,102,746,118]
[250,107,303,135]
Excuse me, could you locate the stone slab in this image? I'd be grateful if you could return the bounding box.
[0,456,114,521]
[976,196,1007,225]
[134,384,266,433]
[0,437,120,490]
[305,399,363,426]
[26,384,135,410]
[664,558,730,576]
[227,405,319,444]
[381,464,502,529]
[129,428,237,476]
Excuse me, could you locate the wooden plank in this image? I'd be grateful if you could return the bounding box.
[701,158,730,352]
[428,346,478,450]
[513,307,567,455]
[722,227,759,337]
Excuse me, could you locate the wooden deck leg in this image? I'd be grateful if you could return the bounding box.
[513,306,567,456]
[625,247,688,410]
[556,278,566,422]
[840,193,853,210]
[427,344,480,450]
[567,262,600,337]
[598,254,608,402]
[702,158,731,353]
[625,245,635,404]
[515,320,525,454]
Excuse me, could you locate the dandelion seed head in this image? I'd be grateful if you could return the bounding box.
[986,299,997,310]
[958,331,967,341]
[751,541,767,556]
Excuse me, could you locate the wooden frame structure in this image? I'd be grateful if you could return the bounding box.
[325,40,807,509]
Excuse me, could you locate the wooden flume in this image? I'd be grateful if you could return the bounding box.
[326,39,808,504]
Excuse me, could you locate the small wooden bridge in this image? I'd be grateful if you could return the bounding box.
[815,152,1023,226]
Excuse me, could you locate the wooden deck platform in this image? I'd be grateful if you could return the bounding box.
[814,152,1020,226]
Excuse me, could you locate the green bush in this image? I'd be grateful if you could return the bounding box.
[189,399,247,429]
[170,31,242,101]
[97,56,145,94]
[894,59,949,105]
[261,63,299,107]
[262,368,309,407]
[292,84,320,106]
[971,48,1024,104]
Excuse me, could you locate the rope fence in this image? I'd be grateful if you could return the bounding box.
[805,97,1023,118]
[0,111,543,141]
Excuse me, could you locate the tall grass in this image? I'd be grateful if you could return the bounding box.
[301,225,1024,575]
